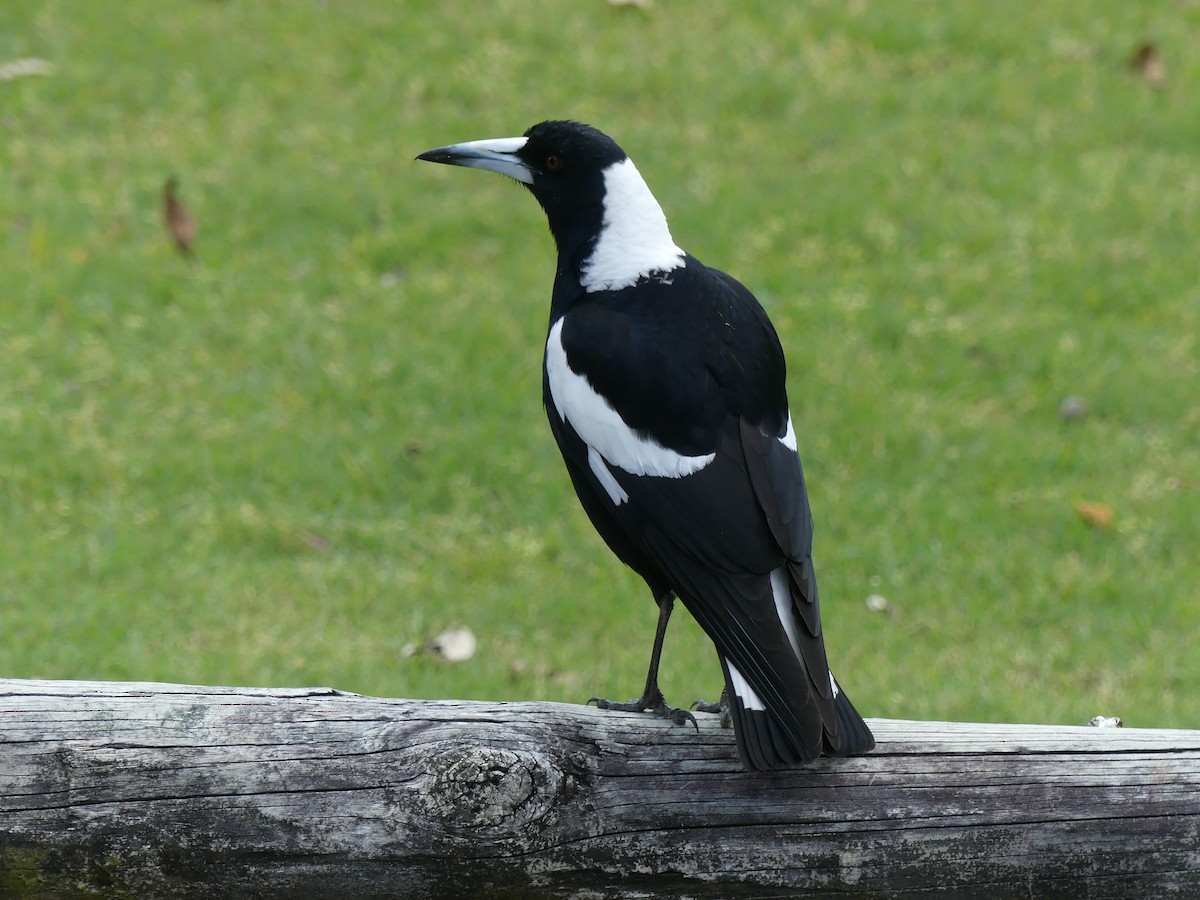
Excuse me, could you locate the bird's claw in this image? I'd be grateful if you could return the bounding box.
[663,704,699,729]
[589,691,698,731]
[691,692,733,729]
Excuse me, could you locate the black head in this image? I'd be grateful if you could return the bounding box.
[515,120,626,206]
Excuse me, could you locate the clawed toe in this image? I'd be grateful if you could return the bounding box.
[589,690,698,731]
[661,702,698,729]
[691,689,733,729]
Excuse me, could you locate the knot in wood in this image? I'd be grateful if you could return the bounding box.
[426,745,561,837]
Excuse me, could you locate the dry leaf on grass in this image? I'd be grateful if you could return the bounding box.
[1059,395,1088,422]
[400,626,478,662]
[429,626,477,662]
[1073,500,1114,529]
[163,176,196,256]
[1128,41,1166,87]
[0,58,55,81]
[865,594,890,613]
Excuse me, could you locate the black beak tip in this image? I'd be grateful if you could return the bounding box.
[416,147,451,165]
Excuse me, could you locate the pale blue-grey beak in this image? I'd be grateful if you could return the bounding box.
[416,136,534,185]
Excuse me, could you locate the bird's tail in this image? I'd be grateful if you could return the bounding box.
[822,681,875,758]
[721,661,874,771]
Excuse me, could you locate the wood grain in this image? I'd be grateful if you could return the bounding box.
[2,679,1197,898]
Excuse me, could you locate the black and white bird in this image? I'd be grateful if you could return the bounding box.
[417,121,874,771]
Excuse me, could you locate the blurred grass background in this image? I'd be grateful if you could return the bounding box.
[1,1,1196,729]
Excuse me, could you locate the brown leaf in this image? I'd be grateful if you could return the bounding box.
[163,175,197,256]
[1073,500,1114,529]
[1128,41,1166,87]
[297,531,332,553]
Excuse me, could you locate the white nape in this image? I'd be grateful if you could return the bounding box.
[726,659,766,711]
[546,318,715,479]
[579,158,686,293]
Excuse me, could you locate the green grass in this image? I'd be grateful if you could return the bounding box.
[1,1,1196,730]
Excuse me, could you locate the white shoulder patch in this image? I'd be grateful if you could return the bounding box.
[546,318,714,480]
[579,158,685,293]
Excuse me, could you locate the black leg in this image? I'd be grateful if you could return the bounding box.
[589,591,697,729]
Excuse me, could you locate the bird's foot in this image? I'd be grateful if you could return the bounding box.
[691,690,733,729]
[589,688,697,730]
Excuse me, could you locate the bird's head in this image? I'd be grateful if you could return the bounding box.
[418,121,684,292]
[418,120,620,211]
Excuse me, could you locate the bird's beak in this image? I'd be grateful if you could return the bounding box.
[416,136,534,185]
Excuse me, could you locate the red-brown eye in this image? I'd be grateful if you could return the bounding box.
[545,154,562,171]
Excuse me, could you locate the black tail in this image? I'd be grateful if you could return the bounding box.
[823,682,875,758]
[723,663,874,771]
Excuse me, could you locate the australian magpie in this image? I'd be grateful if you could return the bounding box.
[417,121,874,771]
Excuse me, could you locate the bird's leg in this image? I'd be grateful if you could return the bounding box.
[589,591,697,729]
[692,687,733,729]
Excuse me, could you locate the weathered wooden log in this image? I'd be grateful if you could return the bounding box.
[1,678,1197,898]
